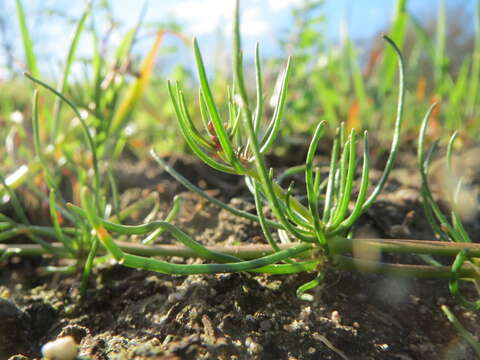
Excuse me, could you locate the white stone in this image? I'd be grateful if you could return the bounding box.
[41,336,78,360]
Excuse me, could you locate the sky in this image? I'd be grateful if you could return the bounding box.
[2,0,476,77]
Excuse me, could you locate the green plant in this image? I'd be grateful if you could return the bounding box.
[418,109,480,352]
[1,1,176,199]
[441,305,480,357]
[151,0,480,299]
[418,104,480,310]
[0,1,181,293]
[1,0,480,306]
[279,0,480,145]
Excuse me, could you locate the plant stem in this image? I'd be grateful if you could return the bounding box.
[441,305,480,356]
[3,237,480,279]
[330,237,480,257]
[5,237,480,259]
[245,168,312,222]
[334,255,478,279]
[0,241,310,260]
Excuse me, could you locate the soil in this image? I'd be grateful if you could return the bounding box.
[1,149,480,360]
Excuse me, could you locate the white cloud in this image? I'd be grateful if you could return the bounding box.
[268,0,304,11]
[242,7,270,35]
[173,0,236,34]
[173,0,270,36]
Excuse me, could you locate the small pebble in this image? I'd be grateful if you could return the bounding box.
[42,336,77,360]
[376,343,389,351]
[331,310,341,324]
[245,337,263,354]
[167,292,184,303]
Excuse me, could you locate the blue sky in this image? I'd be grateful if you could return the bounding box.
[3,0,476,76]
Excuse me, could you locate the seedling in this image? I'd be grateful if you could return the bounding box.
[418,105,480,353]
[418,104,480,310]
[151,0,480,299]
[1,0,479,305]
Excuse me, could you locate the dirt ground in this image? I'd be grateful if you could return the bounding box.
[1,149,479,360]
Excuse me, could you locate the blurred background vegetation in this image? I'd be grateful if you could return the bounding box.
[0,0,479,203]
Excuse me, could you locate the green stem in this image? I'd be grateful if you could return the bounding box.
[334,255,478,279]
[245,167,312,222]
[330,237,480,257]
[0,241,310,259]
[441,305,480,356]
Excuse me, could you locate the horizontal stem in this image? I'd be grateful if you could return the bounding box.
[5,237,480,259]
[3,237,479,279]
[330,237,480,257]
[118,241,311,260]
[0,241,310,260]
[334,255,479,279]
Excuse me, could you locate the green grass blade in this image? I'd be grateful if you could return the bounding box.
[167,82,235,174]
[434,0,446,86]
[121,243,312,275]
[242,101,316,243]
[177,89,217,150]
[76,197,314,274]
[296,272,325,301]
[322,131,340,222]
[305,121,326,241]
[284,182,314,230]
[448,251,480,310]
[25,73,102,211]
[330,130,356,229]
[193,38,244,173]
[362,35,405,211]
[80,235,98,295]
[52,4,91,141]
[0,172,29,225]
[253,42,264,133]
[151,150,283,229]
[110,31,165,138]
[15,0,39,77]
[379,0,408,96]
[142,195,183,245]
[260,58,292,154]
[441,305,480,356]
[233,0,251,117]
[49,189,74,255]
[253,182,281,252]
[32,90,55,189]
[418,105,464,243]
[333,132,370,233]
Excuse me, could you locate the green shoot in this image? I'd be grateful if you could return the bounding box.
[418,102,480,310]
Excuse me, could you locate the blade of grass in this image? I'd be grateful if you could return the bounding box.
[434,0,446,86]
[193,38,245,173]
[15,0,39,77]
[362,35,405,211]
[305,121,326,241]
[52,4,91,141]
[110,30,165,144]
[25,73,101,209]
[379,0,408,96]
[441,305,480,356]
